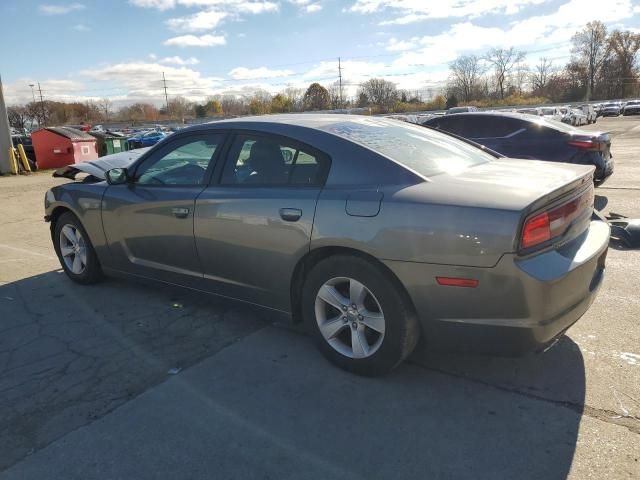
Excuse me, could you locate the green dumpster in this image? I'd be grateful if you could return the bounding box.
[90,131,129,157]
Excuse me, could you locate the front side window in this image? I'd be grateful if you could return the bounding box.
[221,134,328,186]
[136,134,222,185]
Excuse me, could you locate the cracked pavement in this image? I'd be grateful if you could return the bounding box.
[1,117,639,479]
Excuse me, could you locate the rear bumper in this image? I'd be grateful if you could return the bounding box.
[595,158,614,185]
[384,219,610,355]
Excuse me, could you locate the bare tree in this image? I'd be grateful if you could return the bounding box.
[512,62,530,95]
[572,21,609,100]
[358,78,398,111]
[484,47,525,99]
[608,30,640,97]
[7,106,29,130]
[449,55,483,101]
[99,98,112,121]
[532,57,553,92]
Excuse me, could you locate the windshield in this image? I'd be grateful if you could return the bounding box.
[541,108,556,115]
[323,117,492,177]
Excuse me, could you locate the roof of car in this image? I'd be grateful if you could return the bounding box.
[202,113,402,129]
[424,111,537,121]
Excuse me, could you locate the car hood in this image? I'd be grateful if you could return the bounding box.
[53,148,149,180]
[399,158,594,212]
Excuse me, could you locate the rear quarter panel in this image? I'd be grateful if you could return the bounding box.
[312,183,520,268]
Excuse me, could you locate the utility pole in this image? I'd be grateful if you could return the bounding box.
[162,72,169,116]
[37,82,46,127]
[29,83,36,103]
[338,57,343,109]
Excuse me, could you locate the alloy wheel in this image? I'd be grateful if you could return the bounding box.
[59,224,87,275]
[314,276,385,359]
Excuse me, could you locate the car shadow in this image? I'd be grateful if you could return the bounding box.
[0,270,585,479]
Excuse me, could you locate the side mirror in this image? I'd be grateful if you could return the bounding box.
[106,167,130,185]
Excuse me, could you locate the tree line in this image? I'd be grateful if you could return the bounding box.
[446,21,640,108]
[7,20,640,129]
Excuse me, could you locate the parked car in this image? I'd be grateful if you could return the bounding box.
[539,107,563,122]
[127,130,166,149]
[45,115,609,375]
[580,104,597,124]
[422,112,614,184]
[622,100,640,116]
[600,102,622,117]
[446,106,478,114]
[570,108,588,126]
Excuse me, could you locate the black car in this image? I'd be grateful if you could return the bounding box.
[422,112,613,184]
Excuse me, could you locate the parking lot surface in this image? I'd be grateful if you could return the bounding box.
[1,116,639,479]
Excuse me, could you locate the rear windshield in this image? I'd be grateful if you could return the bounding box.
[322,117,493,177]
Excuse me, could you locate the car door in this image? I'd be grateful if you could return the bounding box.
[194,131,331,312]
[101,131,226,287]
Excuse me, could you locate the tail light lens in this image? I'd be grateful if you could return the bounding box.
[520,187,594,250]
[568,139,606,151]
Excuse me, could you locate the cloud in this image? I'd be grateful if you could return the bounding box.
[305,3,322,13]
[80,61,224,103]
[128,0,175,9]
[228,66,295,80]
[349,0,549,22]
[39,3,85,15]
[164,33,226,47]
[386,37,417,51]
[160,56,200,65]
[72,23,90,31]
[389,0,637,67]
[166,9,228,31]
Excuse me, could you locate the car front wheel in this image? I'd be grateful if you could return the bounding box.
[53,212,104,284]
[302,255,419,375]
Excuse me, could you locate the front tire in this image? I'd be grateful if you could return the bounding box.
[302,255,419,375]
[53,212,104,284]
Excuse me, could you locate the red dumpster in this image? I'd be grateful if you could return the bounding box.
[32,127,98,169]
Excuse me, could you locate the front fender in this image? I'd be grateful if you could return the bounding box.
[45,183,111,268]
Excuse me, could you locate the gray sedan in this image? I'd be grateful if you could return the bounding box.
[45,114,609,375]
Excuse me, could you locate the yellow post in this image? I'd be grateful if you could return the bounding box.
[16,144,32,172]
[8,147,18,174]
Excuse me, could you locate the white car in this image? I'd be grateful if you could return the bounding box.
[580,104,597,124]
[539,107,563,122]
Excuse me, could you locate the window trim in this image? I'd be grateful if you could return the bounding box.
[129,131,230,188]
[211,129,332,188]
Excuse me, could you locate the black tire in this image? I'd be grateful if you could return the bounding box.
[302,255,419,376]
[53,212,104,285]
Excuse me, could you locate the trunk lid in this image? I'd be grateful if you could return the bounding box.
[422,158,594,212]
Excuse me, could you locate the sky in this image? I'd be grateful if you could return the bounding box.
[1,0,640,107]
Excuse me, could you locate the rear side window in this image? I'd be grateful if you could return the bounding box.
[221,134,329,186]
[323,117,492,178]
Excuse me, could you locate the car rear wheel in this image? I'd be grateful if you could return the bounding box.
[302,255,419,375]
[53,212,104,284]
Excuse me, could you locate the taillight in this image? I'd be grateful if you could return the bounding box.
[521,212,550,249]
[520,187,594,250]
[568,139,606,151]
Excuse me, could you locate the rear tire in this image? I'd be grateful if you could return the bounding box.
[302,255,419,376]
[53,212,104,285]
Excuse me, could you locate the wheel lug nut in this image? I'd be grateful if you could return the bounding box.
[351,322,357,329]
[358,315,363,320]
[351,304,357,309]
[342,316,347,322]
[342,305,347,311]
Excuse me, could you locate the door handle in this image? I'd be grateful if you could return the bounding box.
[279,208,302,222]
[172,207,190,219]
